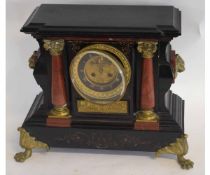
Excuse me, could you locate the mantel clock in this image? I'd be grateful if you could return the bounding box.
[15,4,193,169]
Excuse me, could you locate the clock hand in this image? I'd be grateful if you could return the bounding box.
[98,56,105,74]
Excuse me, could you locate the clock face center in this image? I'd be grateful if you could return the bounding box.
[76,51,124,93]
[84,55,118,85]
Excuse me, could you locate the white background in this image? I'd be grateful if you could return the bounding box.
[6,0,205,175]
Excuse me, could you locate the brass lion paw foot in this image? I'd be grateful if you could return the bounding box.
[178,156,194,169]
[14,149,32,162]
[14,127,49,162]
[156,134,194,169]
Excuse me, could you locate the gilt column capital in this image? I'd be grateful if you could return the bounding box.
[43,39,65,56]
[137,41,158,58]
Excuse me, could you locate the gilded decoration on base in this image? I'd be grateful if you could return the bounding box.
[43,39,65,56]
[28,51,38,69]
[14,127,49,162]
[48,105,71,118]
[137,41,158,58]
[156,134,194,169]
[77,100,128,113]
[136,110,159,122]
[175,54,185,78]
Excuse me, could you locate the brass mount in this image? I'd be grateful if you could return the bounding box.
[14,128,49,162]
[137,41,158,58]
[28,51,38,69]
[156,134,194,169]
[48,105,71,118]
[175,54,185,78]
[43,39,65,56]
[136,110,159,122]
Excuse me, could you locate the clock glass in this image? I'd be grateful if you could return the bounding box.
[70,44,131,104]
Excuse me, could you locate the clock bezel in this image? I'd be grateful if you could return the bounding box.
[69,44,131,104]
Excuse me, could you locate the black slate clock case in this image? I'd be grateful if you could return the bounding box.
[21,4,183,144]
[14,4,193,169]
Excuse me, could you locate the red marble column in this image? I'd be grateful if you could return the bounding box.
[140,58,155,110]
[43,39,71,127]
[134,41,159,131]
[51,55,67,106]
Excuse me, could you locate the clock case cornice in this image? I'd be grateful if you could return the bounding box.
[21,4,181,39]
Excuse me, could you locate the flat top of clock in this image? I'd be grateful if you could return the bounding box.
[21,4,181,37]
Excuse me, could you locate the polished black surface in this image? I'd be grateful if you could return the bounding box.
[24,125,182,151]
[21,4,181,37]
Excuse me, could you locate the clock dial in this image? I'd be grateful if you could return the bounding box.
[84,55,118,85]
[78,52,122,92]
[70,44,131,104]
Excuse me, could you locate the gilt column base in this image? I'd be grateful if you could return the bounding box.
[134,110,159,131]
